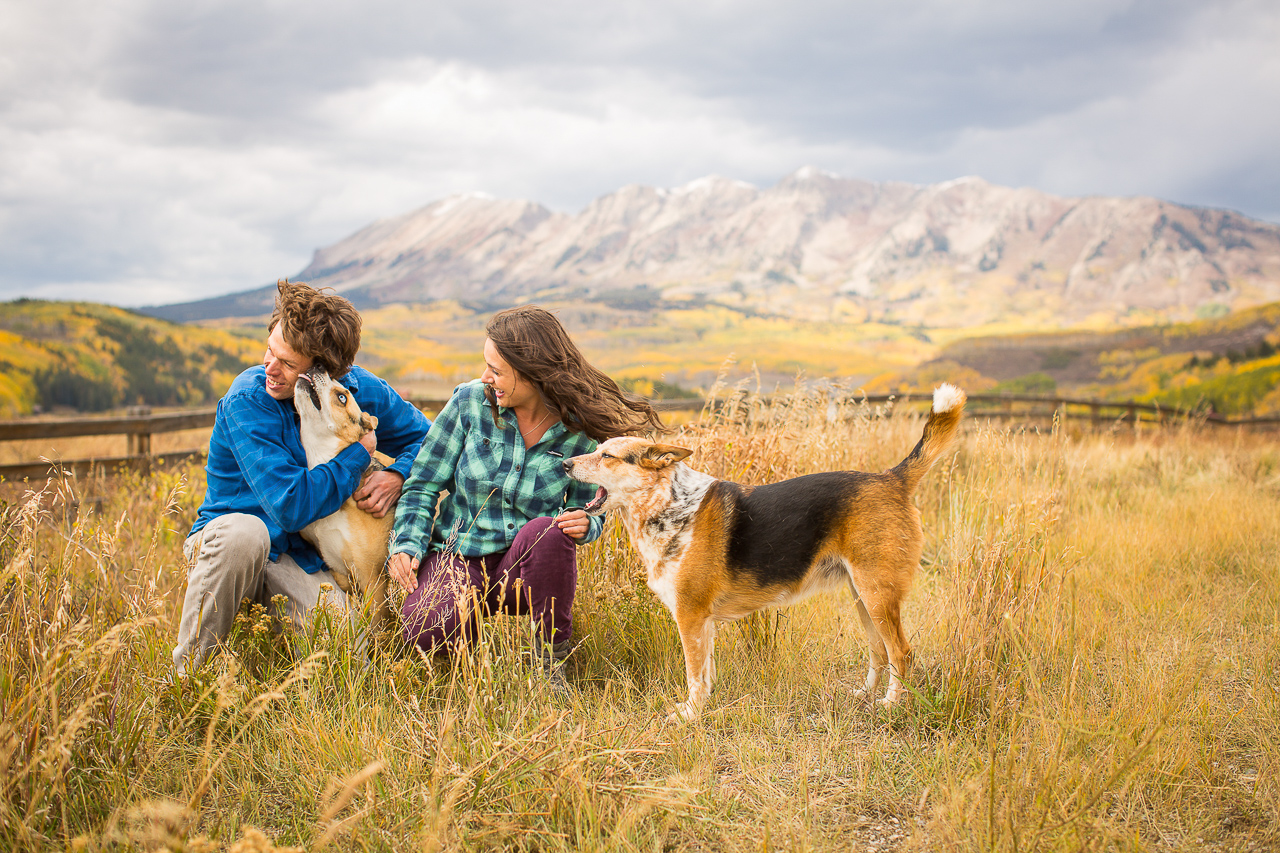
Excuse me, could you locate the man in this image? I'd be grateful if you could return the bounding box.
[173,279,432,673]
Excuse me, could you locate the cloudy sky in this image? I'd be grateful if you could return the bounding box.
[2,0,1277,306]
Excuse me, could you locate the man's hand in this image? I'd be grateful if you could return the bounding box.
[354,470,404,518]
[358,429,377,456]
[388,551,420,592]
[555,508,590,540]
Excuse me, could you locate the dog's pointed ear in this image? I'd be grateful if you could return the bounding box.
[639,443,692,469]
[360,413,379,432]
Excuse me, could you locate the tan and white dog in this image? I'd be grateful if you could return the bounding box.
[293,367,395,635]
[564,384,966,721]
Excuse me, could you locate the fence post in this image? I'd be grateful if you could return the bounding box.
[1128,403,1137,431]
[126,406,152,457]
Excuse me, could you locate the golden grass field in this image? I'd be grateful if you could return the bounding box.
[2,391,1277,851]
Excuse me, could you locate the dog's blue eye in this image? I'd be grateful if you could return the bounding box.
[338,394,347,405]
[601,452,614,459]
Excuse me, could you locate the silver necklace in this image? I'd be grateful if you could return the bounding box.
[519,408,553,438]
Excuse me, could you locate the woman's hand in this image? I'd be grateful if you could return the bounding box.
[555,508,590,540]
[388,551,420,592]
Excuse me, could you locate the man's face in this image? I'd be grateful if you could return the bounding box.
[263,324,314,401]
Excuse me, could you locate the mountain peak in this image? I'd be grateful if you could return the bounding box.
[148,170,1280,328]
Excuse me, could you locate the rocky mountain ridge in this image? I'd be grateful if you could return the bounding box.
[148,168,1280,328]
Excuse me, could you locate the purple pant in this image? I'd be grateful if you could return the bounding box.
[401,516,577,652]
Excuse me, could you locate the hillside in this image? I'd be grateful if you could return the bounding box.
[186,294,1280,416]
[12,294,1280,418]
[341,299,932,398]
[146,169,1280,329]
[0,300,260,417]
[870,301,1280,415]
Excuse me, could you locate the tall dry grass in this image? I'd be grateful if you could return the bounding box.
[1,388,1277,851]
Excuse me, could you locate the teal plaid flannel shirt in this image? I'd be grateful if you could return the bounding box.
[391,380,605,559]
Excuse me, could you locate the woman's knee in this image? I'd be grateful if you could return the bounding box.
[505,519,577,596]
[401,554,477,650]
[515,516,575,552]
[401,588,452,651]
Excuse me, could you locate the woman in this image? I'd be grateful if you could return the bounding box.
[388,306,661,685]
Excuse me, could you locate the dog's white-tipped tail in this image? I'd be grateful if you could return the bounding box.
[933,383,966,414]
[892,384,966,492]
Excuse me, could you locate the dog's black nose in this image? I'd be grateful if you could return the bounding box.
[561,459,572,474]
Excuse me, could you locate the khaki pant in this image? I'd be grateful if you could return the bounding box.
[172,513,349,674]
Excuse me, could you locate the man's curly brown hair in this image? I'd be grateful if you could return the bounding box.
[268,279,362,378]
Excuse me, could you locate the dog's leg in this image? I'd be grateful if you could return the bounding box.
[365,571,392,642]
[874,598,913,706]
[850,594,890,702]
[671,609,716,722]
[707,621,717,687]
[855,589,912,706]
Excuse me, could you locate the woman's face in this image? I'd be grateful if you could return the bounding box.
[481,338,535,409]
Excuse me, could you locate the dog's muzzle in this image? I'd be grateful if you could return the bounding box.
[295,371,322,411]
[563,459,608,514]
[584,486,609,514]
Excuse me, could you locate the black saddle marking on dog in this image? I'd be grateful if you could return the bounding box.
[722,472,869,586]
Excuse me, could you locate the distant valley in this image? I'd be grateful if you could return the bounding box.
[4,295,1280,419]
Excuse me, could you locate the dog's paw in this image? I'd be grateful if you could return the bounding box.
[666,701,699,724]
[851,687,875,705]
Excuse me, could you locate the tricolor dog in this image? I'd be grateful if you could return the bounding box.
[293,366,396,635]
[564,384,965,721]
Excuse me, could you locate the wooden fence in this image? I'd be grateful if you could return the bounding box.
[0,393,1275,482]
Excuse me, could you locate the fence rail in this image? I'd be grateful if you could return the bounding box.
[1,392,1275,482]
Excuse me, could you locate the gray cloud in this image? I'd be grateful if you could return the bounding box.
[1,0,1277,304]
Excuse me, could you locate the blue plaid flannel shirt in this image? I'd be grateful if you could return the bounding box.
[192,365,432,574]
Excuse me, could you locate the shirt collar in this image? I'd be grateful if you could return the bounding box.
[336,367,361,393]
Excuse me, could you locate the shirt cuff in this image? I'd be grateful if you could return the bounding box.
[387,455,415,479]
[336,440,372,474]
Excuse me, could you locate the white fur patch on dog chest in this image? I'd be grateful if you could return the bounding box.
[647,569,682,616]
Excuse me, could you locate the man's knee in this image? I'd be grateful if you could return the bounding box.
[189,514,270,575]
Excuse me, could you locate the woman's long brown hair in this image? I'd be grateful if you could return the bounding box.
[484,306,663,442]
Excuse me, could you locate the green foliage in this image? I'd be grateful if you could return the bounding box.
[994,372,1057,394]
[1195,302,1230,319]
[1154,358,1280,415]
[617,376,699,400]
[94,316,221,407]
[931,300,1280,414]
[0,300,258,413]
[1226,339,1278,363]
[33,364,119,411]
[1039,348,1080,370]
